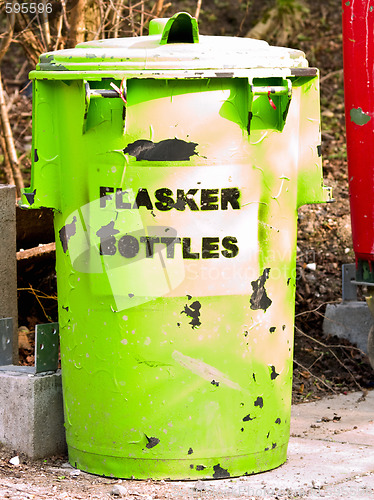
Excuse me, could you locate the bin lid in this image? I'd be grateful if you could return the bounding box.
[32,12,311,79]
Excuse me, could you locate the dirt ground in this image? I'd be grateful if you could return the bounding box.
[1,0,374,498]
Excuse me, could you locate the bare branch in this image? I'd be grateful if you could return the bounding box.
[195,0,202,21]
[0,71,24,196]
[41,0,51,48]
[293,358,337,395]
[0,4,15,63]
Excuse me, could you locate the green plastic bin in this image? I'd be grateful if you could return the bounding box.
[21,12,332,479]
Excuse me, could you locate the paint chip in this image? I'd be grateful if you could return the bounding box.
[350,107,371,126]
[145,436,160,449]
[254,396,264,408]
[270,366,280,380]
[181,300,201,329]
[123,138,198,161]
[213,464,230,479]
[250,269,272,312]
[59,216,77,253]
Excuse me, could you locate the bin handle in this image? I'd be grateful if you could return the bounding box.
[160,12,199,45]
[249,79,292,133]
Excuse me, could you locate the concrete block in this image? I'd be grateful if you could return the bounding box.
[0,367,66,458]
[323,301,374,354]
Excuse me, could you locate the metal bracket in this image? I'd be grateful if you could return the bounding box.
[35,322,59,374]
[342,262,374,301]
[0,320,59,374]
[342,263,358,301]
[0,317,13,366]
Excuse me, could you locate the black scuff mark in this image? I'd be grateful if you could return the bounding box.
[243,414,256,422]
[211,380,219,387]
[254,396,264,408]
[190,464,194,469]
[241,427,244,432]
[187,294,192,300]
[269,327,276,333]
[188,447,193,455]
[196,465,206,471]
[247,111,253,135]
[59,216,77,253]
[24,189,36,205]
[252,373,256,382]
[275,418,281,424]
[317,144,322,157]
[244,330,248,337]
[123,138,198,161]
[287,277,291,285]
[250,268,272,312]
[177,322,181,327]
[270,366,279,380]
[34,149,39,162]
[213,464,230,479]
[62,306,69,312]
[265,447,269,451]
[267,431,270,438]
[282,325,286,331]
[272,442,277,449]
[128,293,134,298]
[181,300,201,329]
[145,436,160,449]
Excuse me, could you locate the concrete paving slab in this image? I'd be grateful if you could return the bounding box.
[291,390,374,444]
[319,473,374,500]
[174,390,374,499]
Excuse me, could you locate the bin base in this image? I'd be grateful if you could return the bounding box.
[67,443,288,480]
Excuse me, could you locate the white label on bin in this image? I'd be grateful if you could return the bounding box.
[60,164,261,309]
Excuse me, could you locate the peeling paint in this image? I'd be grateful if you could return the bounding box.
[59,216,77,253]
[350,107,372,126]
[123,138,198,161]
[254,396,264,408]
[213,464,230,479]
[145,436,160,449]
[270,366,279,380]
[250,268,272,312]
[243,414,256,422]
[181,300,201,329]
[172,350,242,391]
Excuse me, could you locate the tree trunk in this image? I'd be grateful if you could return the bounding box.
[68,0,87,47]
